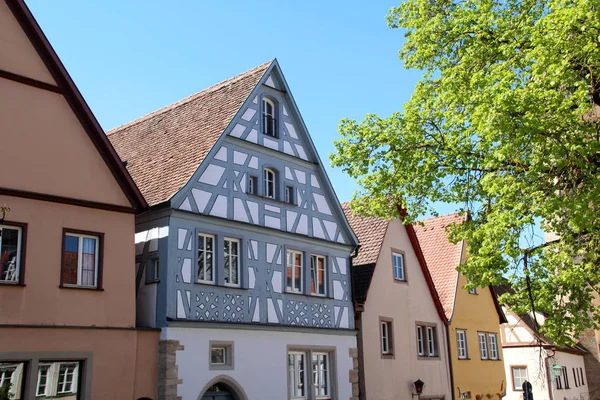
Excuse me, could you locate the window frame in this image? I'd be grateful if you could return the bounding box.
[380,318,394,358]
[286,250,304,293]
[60,228,103,290]
[478,332,489,360]
[562,366,569,389]
[248,175,258,195]
[57,362,79,394]
[264,168,276,199]
[285,185,295,205]
[209,341,234,371]
[288,351,307,399]
[416,323,438,358]
[312,352,331,400]
[223,237,241,288]
[488,333,499,360]
[262,97,277,137]
[391,250,406,282]
[511,366,528,391]
[197,233,215,284]
[36,363,50,397]
[456,329,468,360]
[0,222,27,285]
[287,347,336,400]
[416,326,425,356]
[580,367,585,385]
[310,254,327,296]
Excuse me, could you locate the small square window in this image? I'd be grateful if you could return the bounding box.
[209,342,234,370]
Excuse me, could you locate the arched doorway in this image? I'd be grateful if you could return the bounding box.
[197,376,248,400]
[201,383,234,400]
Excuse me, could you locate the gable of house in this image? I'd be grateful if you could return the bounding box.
[0,0,145,210]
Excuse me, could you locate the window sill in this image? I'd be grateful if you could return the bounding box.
[0,281,25,287]
[285,290,330,299]
[457,357,471,361]
[247,193,296,207]
[393,279,408,284]
[381,353,395,360]
[209,364,234,371]
[417,356,440,361]
[145,280,160,285]
[59,285,103,291]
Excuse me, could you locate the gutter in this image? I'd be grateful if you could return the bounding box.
[445,323,456,400]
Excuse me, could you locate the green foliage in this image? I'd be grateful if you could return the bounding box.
[0,381,14,400]
[331,0,600,345]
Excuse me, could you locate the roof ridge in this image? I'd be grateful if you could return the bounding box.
[107,60,273,135]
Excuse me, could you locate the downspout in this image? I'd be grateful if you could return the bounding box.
[445,320,456,400]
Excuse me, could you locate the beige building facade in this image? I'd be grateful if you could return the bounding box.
[344,206,452,400]
[0,0,158,398]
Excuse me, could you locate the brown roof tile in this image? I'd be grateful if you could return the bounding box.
[107,61,272,206]
[341,203,389,266]
[413,213,465,319]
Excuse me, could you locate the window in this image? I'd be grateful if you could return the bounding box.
[488,333,499,360]
[573,368,578,387]
[312,352,330,399]
[197,234,215,283]
[457,330,468,359]
[209,342,234,370]
[248,176,258,195]
[556,371,563,389]
[288,350,334,400]
[310,255,326,296]
[562,366,569,388]
[392,252,405,281]
[262,98,276,137]
[36,364,50,396]
[61,231,100,288]
[152,258,160,282]
[417,326,424,356]
[468,287,477,294]
[58,363,78,394]
[580,367,585,385]
[264,168,276,199]
[0,224,24,284]
[416,324,437,357]
[380,319,394,356]
[427,326,437,356]
[288,352,306,399]
[511,366,528,390]
[224,238,240,287]
[286,186,295,205]
[0,366,14,390]
[478,333,489,360]
[287,250,303,293]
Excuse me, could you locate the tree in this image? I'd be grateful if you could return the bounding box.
[331,0,600,345]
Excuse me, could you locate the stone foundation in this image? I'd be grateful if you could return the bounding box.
[349,347,359,400]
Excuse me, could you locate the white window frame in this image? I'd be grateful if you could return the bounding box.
[417,326,424,356]
[224,237,240,287]
[392,252,405,281]
[285,186,295,204]
[288,351,307,399]
[153,258,160,281]
[264,168,276,199]
[427,326,436,356]
[0,224,22,283]
[197,233,215,284]
[478,332,489,360]
[210,347,226,365]
[310,254,327,296]
[57,363,78,394]
[287,250,303,293]
[313,352,331,399]
[0,367,15,389]
[63,232,99,288]
[457,330,468,359]
[262,98,276,137]
[512,366,528,390]
[488,333,499,360]
[36,363,50,397]
[381,321,391,354]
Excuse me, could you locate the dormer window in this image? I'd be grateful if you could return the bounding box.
[264,168,275,199]
[262,98,276,137]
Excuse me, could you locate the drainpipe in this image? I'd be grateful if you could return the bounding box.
[348,244,366,400]
[545,346,556,400]
[445,323,456,400]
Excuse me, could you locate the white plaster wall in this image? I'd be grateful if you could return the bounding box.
[503,347,589,400]
[361,219,452,400]
[163,327,356,400]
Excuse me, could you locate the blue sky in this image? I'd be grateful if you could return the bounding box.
[27,0,424,204]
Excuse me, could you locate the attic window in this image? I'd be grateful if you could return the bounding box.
[262,98,276,137]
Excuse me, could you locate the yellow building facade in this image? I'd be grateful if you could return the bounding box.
[415,214,507,400]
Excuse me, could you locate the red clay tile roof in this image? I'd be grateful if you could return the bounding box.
[413,213,465,319]
[341,203,389,266]
[107,61,272,206]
